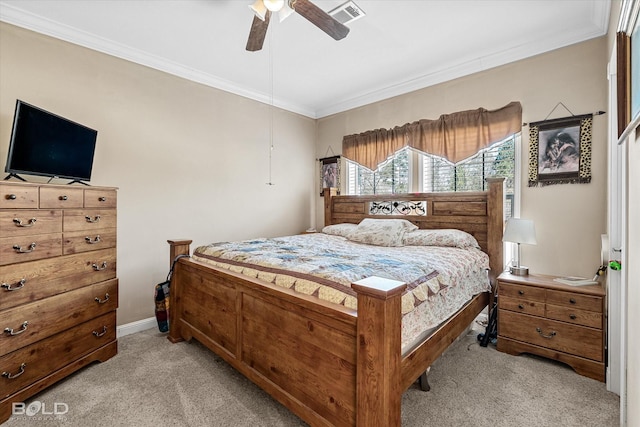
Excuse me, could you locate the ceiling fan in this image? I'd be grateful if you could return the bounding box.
[246,0,350,51]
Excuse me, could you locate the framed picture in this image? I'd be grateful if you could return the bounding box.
[319,155,340,196]
[528,115,592,186]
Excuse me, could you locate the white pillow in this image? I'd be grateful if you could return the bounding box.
[322,223,357,238]
[403,229,480,249]
[347,218,418,247]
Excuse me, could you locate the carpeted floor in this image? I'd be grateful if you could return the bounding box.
[3,324,619,426]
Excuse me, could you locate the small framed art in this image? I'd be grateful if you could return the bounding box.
[319,155,340,196]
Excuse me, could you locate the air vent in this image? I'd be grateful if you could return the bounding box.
[328,1,365,25]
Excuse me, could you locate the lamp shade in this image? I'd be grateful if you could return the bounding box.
[503,218,537,245]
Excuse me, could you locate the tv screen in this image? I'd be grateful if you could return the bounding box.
[4,100,97,182]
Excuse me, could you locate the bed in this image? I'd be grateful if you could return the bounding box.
[166,177,504,427]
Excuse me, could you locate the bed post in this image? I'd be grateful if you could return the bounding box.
[167,239,192,344]
[323,187,338,226]
[351,276,407,427]
[485,178,504,285]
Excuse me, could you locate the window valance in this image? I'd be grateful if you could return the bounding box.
[342,101,522,170]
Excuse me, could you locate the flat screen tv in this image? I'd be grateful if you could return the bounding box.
[4,100,97,184]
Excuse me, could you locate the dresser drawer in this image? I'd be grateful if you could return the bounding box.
[39,187,84,209]
[0,233,62,266]
[84,189,117,208]
[499,282,545,302]
[546,303,602,329]
[63,228,117,254]
[63,209,117,232]
[0,248,117,312]
[499,295,545,316]
[0,185,38,209]
[499,310,603,362]
[0,210,62,238]
[0,311,116,399]
[546,289,602,312]
[0,279,118,356]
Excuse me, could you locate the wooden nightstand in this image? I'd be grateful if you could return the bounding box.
[496,272,605,382]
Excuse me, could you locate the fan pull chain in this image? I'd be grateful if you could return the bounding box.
[266,30,275,186]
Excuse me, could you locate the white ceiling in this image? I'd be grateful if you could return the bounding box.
[0,0,610,118]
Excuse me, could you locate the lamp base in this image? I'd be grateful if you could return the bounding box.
[509,266,529,276]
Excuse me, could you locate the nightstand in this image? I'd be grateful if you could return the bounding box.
[496,272,605,382]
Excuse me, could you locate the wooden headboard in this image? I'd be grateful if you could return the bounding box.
[323,177,504,281]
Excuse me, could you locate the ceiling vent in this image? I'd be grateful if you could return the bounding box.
[328,1,365,25]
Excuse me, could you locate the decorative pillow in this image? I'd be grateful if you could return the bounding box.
[347,218,418,247]
[322,223,357,238]
[403,229,480,249]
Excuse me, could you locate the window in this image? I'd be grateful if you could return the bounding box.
[346,135,518,218]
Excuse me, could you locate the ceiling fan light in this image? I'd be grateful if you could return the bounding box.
[263,0,284,12]
[249,0,267,20]
[278,2,294,22]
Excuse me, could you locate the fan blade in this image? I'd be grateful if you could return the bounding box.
[246,10,271,51]
[293,0,349,40]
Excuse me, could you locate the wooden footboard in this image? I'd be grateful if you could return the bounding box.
[168,240,489,427]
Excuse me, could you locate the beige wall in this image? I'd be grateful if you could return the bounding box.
[317,37,609,279]
[0,22,317,325]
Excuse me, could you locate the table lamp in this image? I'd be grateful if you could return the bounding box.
[503,218,537,276]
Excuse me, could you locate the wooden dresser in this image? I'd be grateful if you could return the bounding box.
[496,272,605,382]
[0,181,118,422]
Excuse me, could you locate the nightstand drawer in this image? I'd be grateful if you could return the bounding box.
[546,289,602,312]
[546,303,602,329]
[499,310,603,362]
[499,295,545,316]
[499,282,545,302]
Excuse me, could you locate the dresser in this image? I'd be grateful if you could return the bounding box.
[0,181,118,422]
[496,272,605,382]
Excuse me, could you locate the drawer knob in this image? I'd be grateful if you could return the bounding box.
[569,298,576,304]
[569,314,577,320]
[92,261,108,271]
[59,195,68,201]
[93,326,108,337]
[13,218,37,227]
[1,278,26,291]
[13,243,36,253]
[518,290,524,295]
[536,327,557,339]
[85,236,102,244]
[6,194,17,200]
[4,321,29,336]
[98,197,107,202]
[95,293,110,304]
[2,363,26,380]
[518,304,524,310]
[85,215,101,223]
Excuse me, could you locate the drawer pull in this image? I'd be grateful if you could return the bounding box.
[85,215,101,223]
[518,290,524,295]
[13,243,36,253]
[85,236,102,244]
[95,293,110,304]
[518,304,524,310]
[569,298,576,304]
[92,261,108,271]
[2,363,26,379]
[4,321,29,336]
[59,195,68,201]
[6,194,17,200]
[1,278,26,291]
[13,218,37,227]
[92,326,108,337]
[98,197,107,202]
[536,327,556,339]
[569,314,577,320]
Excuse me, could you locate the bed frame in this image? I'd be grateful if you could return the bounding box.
[167,177,503,427]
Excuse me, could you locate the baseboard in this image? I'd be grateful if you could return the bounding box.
[116,317,157,338]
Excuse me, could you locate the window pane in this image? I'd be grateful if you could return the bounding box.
[347,148,410,195]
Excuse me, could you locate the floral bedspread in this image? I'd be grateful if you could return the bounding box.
[192,233,490,349]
